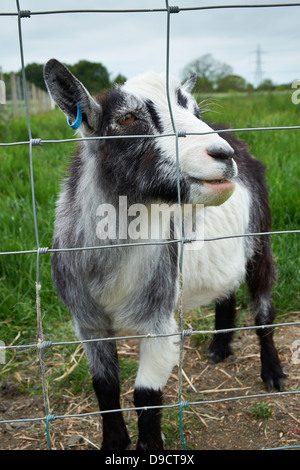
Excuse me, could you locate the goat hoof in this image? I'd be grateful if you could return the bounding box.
[101,435,131,451]
[136,431,165,450]
[136,440,164,450]
[265,377,285,393]
[208,342,233,363]
[262,368,287,392]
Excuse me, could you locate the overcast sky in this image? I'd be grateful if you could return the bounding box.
[1,0,300,87]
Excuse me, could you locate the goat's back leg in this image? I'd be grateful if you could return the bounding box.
[134,317,179,450]
[208,293,236,363]
[78,328,131,450]
[246,240,286,391]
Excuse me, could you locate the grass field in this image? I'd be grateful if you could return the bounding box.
[0,91,299,448]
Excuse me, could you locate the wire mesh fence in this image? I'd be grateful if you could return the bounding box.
[0,1,300,451]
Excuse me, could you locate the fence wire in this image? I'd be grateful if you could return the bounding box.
[0,0,299,451]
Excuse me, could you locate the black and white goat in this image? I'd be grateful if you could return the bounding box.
[44,59,285,450]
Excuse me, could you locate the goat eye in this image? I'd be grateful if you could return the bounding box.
[119,113,136,125]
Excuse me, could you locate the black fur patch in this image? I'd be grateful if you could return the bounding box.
[176,87,188,109]
[93,370,131,450]
[134,387,164,450]
[146,99,164,133]
[94,87,190,205]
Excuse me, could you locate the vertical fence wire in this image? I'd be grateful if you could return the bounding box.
[165,0,186,448]
[0,1,300,451]
[16,0,51,446]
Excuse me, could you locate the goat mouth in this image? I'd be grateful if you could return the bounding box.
[203,179,230,185]
[189,178,236,198]
[189,177,234,187]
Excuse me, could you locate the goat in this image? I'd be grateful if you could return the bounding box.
[44,59,285,450]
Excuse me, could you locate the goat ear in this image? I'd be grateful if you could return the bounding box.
[44,59,102,135]
[182,73,197,93]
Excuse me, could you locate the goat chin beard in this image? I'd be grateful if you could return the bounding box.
[190,180,236,206]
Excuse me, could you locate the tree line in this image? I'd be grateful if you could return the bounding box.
[2,54,290,98]
[182,54,290,93]
[2,60,126,100]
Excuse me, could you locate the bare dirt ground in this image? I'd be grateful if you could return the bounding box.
[0,318,299,451]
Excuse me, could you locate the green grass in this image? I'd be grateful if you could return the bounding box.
[0,91,299,393]
[0,110,76,350]
[248,401,273,420]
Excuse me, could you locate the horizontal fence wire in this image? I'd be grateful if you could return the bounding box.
[1,2,300,16]
[1,390,299,425]
[1,321,300,351]
[0,0,300,451]
[0,230,300,257]
[2,125,300,147]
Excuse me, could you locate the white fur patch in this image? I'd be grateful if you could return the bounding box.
[123,72,236,190]
[134,317,180,390]
[181,182,251,310]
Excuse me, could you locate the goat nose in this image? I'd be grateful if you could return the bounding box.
[207,144,234,160]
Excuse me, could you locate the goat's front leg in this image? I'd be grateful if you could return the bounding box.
[80,332,131,450]
[134,387,164,450]
[134,326,179,450]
